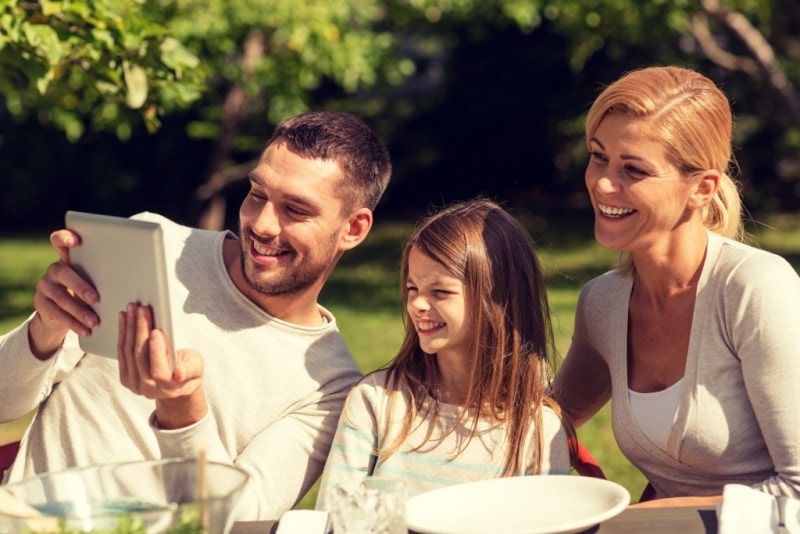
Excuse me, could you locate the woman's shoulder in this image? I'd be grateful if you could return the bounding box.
[576,268,631,309]
[711,233,798,282]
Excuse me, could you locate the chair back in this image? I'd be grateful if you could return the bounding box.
[0,441,21,480]
[572,440,607,479]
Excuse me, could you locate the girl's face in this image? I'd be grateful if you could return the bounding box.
[405,247,470,361]
[585,113,697,255]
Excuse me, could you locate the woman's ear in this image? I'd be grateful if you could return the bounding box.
[338,208,373,252]
[688,170,720,210]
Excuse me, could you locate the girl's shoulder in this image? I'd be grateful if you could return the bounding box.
[540,404,569,429]
[345,369,409,407]
[348,369,389,395]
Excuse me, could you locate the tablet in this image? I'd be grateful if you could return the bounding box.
[65,211,175,365]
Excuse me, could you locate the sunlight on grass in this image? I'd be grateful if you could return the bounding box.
[0,238,55,333]
[1,212,798,506]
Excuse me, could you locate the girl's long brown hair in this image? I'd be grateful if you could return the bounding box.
[378,198,566,475]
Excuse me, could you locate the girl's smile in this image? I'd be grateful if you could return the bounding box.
[405,248,469,360]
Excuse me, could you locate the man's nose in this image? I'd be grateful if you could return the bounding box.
[252,201,281,236]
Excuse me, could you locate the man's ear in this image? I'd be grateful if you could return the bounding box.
[688,170,720,210]
[339,208,373,252]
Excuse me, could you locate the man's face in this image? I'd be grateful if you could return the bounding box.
[236,140,350,298]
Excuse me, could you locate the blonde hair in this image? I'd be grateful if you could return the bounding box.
[375,198,570,476]
[586,66,745,242]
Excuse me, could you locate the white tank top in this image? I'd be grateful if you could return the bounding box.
[628,378,684,452]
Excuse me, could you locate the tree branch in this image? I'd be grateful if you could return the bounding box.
[690,13,759,75]
[699,0,800,126]
[196,30,265,230]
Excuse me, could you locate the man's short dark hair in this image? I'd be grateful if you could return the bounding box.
[267,111,392,212]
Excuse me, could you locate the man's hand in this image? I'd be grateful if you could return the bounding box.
[29,229,100,360]
[118,303,207,429]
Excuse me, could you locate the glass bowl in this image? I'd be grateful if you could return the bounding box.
[0,458,249,533]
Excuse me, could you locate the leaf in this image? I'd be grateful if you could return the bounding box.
[159,37,200,72]
[123,59,148,108]
[22,23,63,65]
[39,0,62,17]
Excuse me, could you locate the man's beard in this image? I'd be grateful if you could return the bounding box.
[238,226,337,297]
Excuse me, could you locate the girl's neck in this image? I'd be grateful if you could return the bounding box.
[431,382,468,406]
[432,354,471,406]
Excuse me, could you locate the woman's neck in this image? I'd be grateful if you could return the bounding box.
[631,227,708,303]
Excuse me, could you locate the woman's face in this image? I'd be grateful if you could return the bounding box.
[585,113,696,255]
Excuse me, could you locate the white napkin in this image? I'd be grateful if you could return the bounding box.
[276,510,331,534]
[717,484,800,534]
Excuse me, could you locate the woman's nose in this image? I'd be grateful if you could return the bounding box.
[590,171,621,194]
[596,175,617,192]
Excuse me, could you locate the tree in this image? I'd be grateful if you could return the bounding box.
[159,0,408,228]
[0,0,205,140]
[2,0,799,228]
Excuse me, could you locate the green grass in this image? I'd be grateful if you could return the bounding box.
[2,212,798,506]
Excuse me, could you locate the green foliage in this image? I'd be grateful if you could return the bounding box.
[0,0,205,140]
[161,0,402,138]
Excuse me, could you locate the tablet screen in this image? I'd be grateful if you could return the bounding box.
[65,211,175,365]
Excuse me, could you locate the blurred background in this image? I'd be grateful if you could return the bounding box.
[2,0,799,233]
[2,0,800,502]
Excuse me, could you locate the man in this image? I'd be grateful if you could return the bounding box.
[0,111,392,520]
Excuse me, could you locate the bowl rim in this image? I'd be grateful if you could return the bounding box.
[1,457,250,521]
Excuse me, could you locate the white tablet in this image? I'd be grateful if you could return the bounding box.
[65,211,175,365]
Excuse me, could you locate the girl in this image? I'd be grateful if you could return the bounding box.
[316,197,572,508]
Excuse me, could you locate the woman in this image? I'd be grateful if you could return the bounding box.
[553,66,800,503]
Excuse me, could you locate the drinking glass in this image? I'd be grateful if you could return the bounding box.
[330,477,407,534]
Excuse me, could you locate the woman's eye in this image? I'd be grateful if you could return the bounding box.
[625,165,647,177]
[249,190,267,201]
[589,151,607,162]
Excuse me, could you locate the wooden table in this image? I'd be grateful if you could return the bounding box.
[595,505,717,533]
[231,505,718,533]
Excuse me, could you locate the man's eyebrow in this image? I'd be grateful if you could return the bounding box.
[284,192,318,209]
[246,172,320,210]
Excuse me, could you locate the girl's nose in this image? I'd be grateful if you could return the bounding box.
[409,294,429,312]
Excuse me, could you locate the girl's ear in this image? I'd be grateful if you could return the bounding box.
[688,170,720,210]
[338,208,373,252]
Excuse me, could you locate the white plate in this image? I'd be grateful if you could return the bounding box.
[405,475,630,534]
